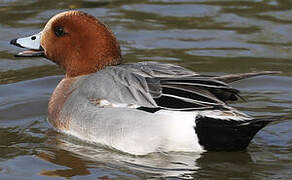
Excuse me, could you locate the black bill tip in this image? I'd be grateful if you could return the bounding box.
[10,38,24,48]
[10,38,17,45]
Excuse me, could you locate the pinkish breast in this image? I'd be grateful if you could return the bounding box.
[48,78,76,130]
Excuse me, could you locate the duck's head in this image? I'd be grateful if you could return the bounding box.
[11,10,121,78]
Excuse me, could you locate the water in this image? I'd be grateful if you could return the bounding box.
[0,0,292,179]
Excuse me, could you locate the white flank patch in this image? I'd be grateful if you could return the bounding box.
[155,110,205,152]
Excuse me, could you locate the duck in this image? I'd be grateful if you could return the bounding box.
[10,10,281,155]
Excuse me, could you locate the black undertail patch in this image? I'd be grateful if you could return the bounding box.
[194,116,272,151]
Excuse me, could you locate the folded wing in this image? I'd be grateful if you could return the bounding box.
[78,61,279,112]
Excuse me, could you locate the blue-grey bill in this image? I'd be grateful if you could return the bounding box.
[10,31,45,57]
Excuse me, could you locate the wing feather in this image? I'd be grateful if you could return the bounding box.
[78,62,278,113]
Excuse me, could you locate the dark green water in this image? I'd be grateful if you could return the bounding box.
[0,0,291,179]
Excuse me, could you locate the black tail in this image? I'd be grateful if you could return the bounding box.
[194,116,282,151]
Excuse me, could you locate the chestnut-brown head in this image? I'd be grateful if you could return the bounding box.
[11,10,122,78]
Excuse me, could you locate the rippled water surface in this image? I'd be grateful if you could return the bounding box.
[0,0,292,179]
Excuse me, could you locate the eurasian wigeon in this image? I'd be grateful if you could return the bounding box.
[10,10,281,155]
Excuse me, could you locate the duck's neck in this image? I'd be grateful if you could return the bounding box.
[64,57,122,78]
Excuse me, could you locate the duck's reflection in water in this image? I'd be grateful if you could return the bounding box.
[37,130,202,179]
[193,151,254,178]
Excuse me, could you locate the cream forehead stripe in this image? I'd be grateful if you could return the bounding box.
[41,11,72,37]
[41,11,102,40]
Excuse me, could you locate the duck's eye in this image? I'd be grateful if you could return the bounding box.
[54,26,65,37]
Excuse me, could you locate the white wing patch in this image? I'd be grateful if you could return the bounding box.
[89,98,139,108]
